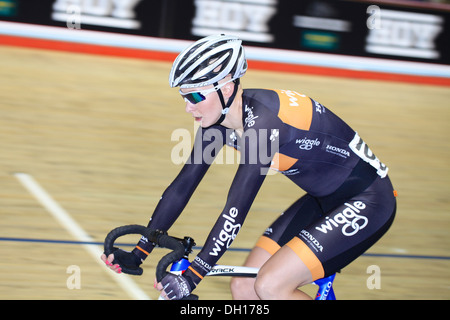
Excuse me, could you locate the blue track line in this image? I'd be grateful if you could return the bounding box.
[1,236,449,261]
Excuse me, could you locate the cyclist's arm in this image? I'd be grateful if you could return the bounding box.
[132,126,226,260]
[188,161,269,276]
[183,120,281,287]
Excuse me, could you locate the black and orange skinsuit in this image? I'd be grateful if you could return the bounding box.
[134,89,397,285]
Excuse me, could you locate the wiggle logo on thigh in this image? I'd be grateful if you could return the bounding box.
[315,201,368,236]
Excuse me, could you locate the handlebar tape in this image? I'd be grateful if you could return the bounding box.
[104,224,199,300]
[155,234,185,282]
[103,224,185,280]
[104,224,147,256]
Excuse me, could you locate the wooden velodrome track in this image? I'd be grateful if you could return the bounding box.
[0,44,449,300]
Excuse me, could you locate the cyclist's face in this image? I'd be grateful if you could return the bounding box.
[182,86,224,128]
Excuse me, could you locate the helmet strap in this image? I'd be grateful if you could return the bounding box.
[214,78,240,125]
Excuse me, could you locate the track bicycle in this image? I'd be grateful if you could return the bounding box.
[104,224,337,300]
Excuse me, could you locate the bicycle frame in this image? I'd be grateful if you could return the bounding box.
[169,255,337,300]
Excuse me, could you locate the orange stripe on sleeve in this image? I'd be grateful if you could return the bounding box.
[255,236,281,255]
[286,237,325,281]
[135,245,150,256]
[188,266,204,280]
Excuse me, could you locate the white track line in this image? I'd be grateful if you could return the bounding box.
[14,172,150,300]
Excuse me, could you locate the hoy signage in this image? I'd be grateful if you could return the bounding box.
[366,8,443,59]
[52,0,143,30]
[191,0,277,43]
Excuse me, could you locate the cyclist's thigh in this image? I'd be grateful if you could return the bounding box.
[254,194,324,256]
[242,246,272,268]
[288,176,397,280]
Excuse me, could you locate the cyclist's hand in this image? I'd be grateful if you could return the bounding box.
[101,247,143,275]
[101,252,122,273]
[155,273,194,300]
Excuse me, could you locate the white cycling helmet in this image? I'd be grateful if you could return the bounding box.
[169,34,247,89]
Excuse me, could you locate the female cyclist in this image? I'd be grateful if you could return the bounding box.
[101,34,397,300]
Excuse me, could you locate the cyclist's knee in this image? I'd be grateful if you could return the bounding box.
[254,257,312,300]
[254,270,279,300]
[230,277,256,299]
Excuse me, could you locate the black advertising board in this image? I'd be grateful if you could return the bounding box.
[180,0,450,65]
[0,0,183,37]
[1,0,449,65]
